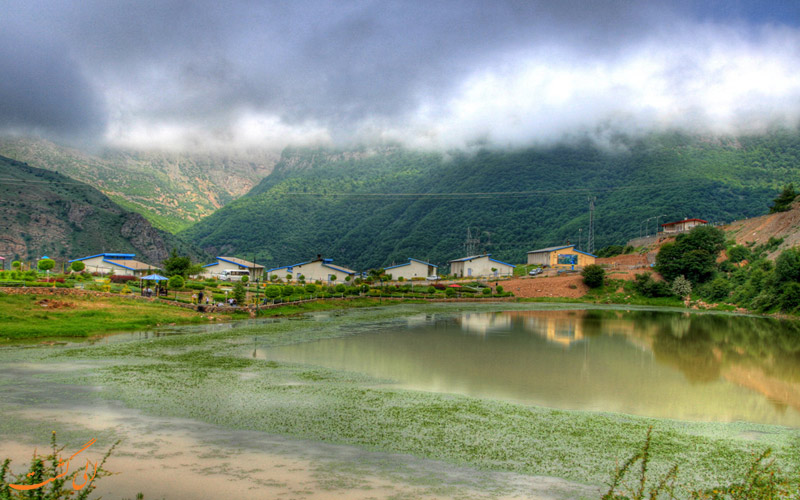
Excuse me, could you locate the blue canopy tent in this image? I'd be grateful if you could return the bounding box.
[140,274,168,281]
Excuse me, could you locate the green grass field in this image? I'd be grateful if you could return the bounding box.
[0,292,210,340]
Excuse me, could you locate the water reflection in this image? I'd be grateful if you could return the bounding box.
[261,309,800,427]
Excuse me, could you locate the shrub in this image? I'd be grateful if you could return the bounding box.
[37,258,56,272]
[445,287,456,297]
[334,284,346,293]
[482,287,491,295]
[11,260,21,270]
[704,277,732,301]
[780,282,800,312]
[305,284,317,293]
[270,274,279,281]
[427,286,436,294]
[633,273,673,298]
[282,285,294,296]
[581,264,605,288]
[168,275,185,289]
[241,275,249,284]
[265,285,281,299]
[109,275,137,283]
[496,285,504,294]
[671,275,692,298]
[232,282,246,304]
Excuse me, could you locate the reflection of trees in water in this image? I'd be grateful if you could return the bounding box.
[649,313,800,384]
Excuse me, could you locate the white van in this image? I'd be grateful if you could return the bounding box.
[218,269,250,281]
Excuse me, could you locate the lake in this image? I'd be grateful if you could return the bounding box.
[258,309,800,427]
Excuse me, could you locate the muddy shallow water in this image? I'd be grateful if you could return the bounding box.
[0,364,589,500]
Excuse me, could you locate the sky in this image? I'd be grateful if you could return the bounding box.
[2,0,800,152]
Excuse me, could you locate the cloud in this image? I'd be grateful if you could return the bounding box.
[2,1,800,151]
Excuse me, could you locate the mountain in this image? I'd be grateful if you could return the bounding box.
[0,137,278,233]
[0,155,205,265]
[180,130,800,271]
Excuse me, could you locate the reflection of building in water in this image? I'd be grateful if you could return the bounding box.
[506,310,586,346]
[458,313,512,335]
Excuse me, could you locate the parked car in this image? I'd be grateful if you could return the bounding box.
[427,275,440,280]
[528,268,543,276]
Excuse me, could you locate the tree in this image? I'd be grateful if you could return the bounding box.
[241,275,249,284]
[37,258,55,272]
[11,260,21,270]
[775,247,800,283]
[727,245,751,263]
[581,264,605,288]
[265,285,281,299]
[168,275,185,289]
[305,284,317,294]
[656,226,725,283]
[70,261,85,272]
[162,249,193,277]
[329,274,337,282]
[769,183,798,213]
[232,282,246,304]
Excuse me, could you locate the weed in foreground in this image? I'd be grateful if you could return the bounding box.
[0,432,118,500]
[603,427,799,500]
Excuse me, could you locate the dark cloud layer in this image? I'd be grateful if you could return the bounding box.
[1,1,799,150]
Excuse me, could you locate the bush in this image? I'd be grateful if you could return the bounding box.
[581,264,605,288]
[109,275,137,283]
[633,273,674,298]
[496,285,504,294]
[11,260,21,270]
[265,285,281,298]
[168,275,185,289]
[334,284,346,293]
[780,282,800,312]
[482,287,491,295]
[241,275,249,284]
[184,282,207,290]
[671,275,692,298]
[37,258,56,272]
[427,286,436,294]
[305,284,317,293]
[232,282,246,304]
[282,285,294,296]
[445,287,456,297]
[704,277,732,301]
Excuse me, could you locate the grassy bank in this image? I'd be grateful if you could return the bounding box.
[0,292,212,340]
[37,303,799,492]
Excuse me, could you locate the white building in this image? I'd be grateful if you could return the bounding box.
[268,256,356,284]
[383,258,438,280]
[68,253,156,276]
[201,256,264,281]
[448,254,515,278]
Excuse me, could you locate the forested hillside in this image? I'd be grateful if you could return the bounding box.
[0,137,277,232]
[0,156,205,264]
[181,131,800,271]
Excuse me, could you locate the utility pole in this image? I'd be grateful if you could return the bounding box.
[587,196,596,255]
[654,214,666,236]
[464,227,480,256]
[578,228,582,251]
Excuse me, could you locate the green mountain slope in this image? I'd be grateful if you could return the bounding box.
[0,137,277,232]
[181,131,800,271]
[0,156,205,265]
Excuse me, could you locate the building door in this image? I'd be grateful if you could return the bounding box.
[467,268,472,277]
